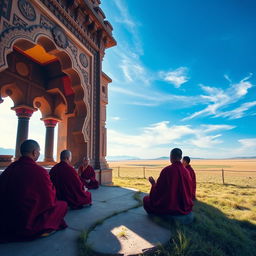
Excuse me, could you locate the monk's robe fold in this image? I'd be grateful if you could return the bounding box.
[186,164,196,200]
[0,156,68,242]
[143,161,193,215]
[78,165,99,189]
[50,161,92,209]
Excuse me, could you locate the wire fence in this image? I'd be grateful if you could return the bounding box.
[111,166,256,187]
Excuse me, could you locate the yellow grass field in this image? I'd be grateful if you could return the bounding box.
[109,158,256,187]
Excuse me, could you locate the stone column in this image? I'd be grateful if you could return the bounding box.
[12,105,36,159]
[42,118,59,162]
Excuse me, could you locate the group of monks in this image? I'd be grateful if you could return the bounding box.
[0,140,196,242]
[0,140,99,242]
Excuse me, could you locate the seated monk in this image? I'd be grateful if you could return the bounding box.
[50,150,92,209]
[0,140,68,242]
[78,157,99,189]
[183,156,196,201]
[143,148,194,224]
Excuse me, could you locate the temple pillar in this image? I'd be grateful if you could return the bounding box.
[42,118,59,163]
[12,105,36,159]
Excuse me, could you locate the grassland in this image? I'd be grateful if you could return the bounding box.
[109,159,256,256]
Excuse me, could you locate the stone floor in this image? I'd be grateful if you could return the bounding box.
[0,186,171,256]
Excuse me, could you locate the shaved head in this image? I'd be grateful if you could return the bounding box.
[20,140,40,155]
[60,150,71,161]
[183,156,191,164]
[20,140,40,161]
[170,148,182,163]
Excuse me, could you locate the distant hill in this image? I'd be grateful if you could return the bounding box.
[152,156,169,160]
[0,147,15,155]
[228,156,256,159]
[0,147,45,161]
[107,155,141,161]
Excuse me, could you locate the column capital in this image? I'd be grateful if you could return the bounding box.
[12,105,37,118]
[41,117,61,128]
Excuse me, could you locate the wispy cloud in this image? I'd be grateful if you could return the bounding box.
[159,67,189,88]
[112,0,143,55]
[183,74,255,120]
[108,121,235,158]
[215,101,256,119]
[109,86,204,107]
[117,50,150,84]
[111,116,121,121]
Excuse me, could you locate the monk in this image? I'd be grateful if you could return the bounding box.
[0,140,67,242]
[143,148,194,224]
[78,157,99,189]
[183,156,196,201]
[50,150,92,209]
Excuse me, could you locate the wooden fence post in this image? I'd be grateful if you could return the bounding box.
[118,166,120,178]
[222,168,225,184]
[143,167,146,178]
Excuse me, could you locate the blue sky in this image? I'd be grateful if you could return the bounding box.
[101,0,256,158]
[0,0,255,159]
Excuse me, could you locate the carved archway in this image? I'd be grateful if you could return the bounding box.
[0,25,91,163]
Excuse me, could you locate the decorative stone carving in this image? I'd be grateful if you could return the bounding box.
[81,69,89,85]
[1,0,12,20]
[68,42,78,57]
[79,53,88,68]
[3,21,12,31]
[16,62,29,77]
[40,15,54,28]
[52,26,69,49]
[18,0,36,21]
[13,14,28,27]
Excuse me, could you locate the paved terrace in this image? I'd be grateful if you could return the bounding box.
[0,186,171,256]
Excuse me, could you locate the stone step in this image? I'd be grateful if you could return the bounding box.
[87,206,171,256]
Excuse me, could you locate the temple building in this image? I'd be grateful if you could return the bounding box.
[0,0,116,184]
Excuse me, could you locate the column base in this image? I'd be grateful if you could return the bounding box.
[95,168,112,185]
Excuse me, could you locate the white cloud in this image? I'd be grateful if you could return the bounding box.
[228,138,256,157]
[238,138,256,148]
[118,52,150,84]
[107,121,235,158]
[160,67,189,88]
[183,74,255,120]
[215,101,256,119]
[111,116,121,121]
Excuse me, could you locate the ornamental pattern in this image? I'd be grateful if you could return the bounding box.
[79,53,89,68]
[18,0,36,21]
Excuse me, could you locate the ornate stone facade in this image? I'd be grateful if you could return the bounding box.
[0,0,116,184]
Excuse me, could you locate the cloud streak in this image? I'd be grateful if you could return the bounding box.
[183,74,255,120]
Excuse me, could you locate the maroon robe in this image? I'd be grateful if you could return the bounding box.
[143,161,193,215]
[78,165,99,189]
[50,161,92,209]
[0,156,67,242]
[186,164,196,200]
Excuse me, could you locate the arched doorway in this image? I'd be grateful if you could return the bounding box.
[0,35,89,165]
